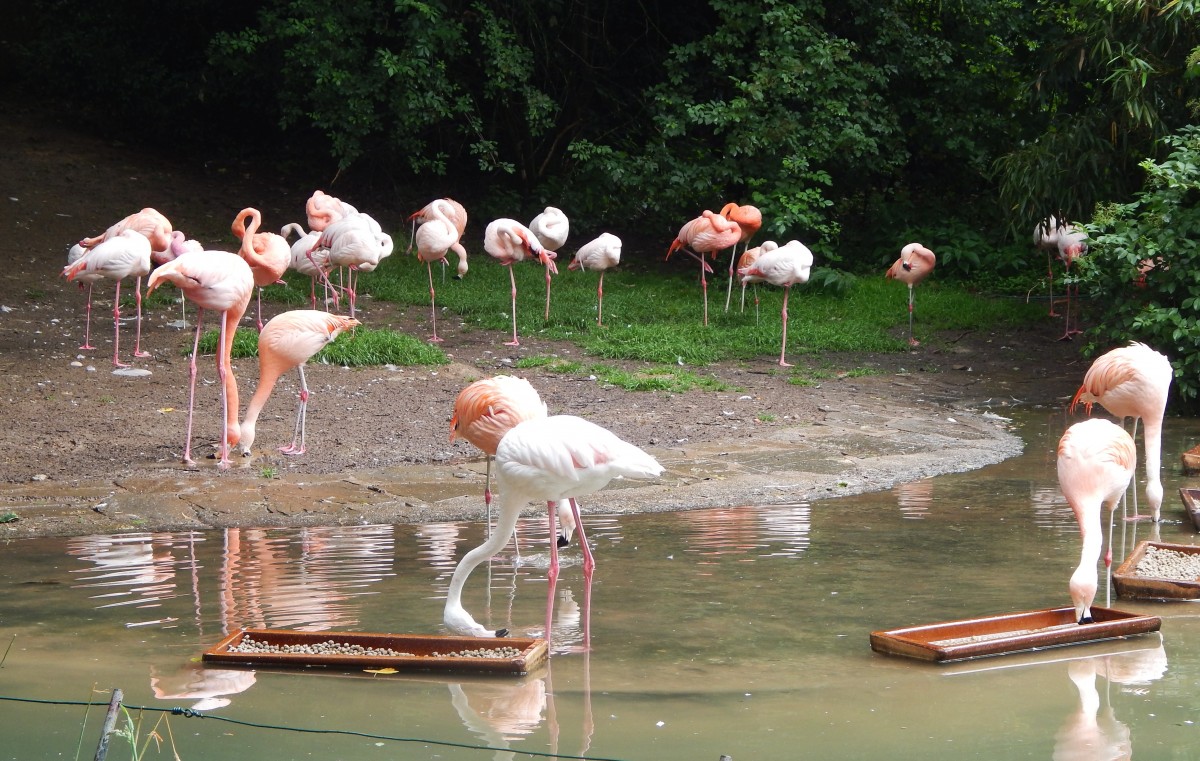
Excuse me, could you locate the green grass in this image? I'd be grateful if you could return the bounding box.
[193,325,449,366]
[514,356,735,392]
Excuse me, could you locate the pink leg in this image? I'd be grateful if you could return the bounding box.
[256,288,265,332]
[426,262,442,342]
[596,271,605,326]
[545,501,561,648]
[112,281,129,368]
[309,276,318,309]
[569,498,594,579]
[1058,264,1082,341]
[280,365,310,455]
[133,276,150,358]
[183,311,204,466]
[1047,252,1059,317]
[544,265,552,320]
[79,282,96,350]
[505,267,520,346]
[907,285,919,347]
[216,313,232,470]
[724,243,739,312]
[700,259,709,327]
[778,286,793,367]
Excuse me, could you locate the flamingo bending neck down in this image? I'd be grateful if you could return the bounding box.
[240,310,360,457]
[1057,418,1136,623]
[444,415,663,645]
[719,202,762,312]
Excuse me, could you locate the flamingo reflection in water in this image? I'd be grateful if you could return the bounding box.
[150,666,257,711]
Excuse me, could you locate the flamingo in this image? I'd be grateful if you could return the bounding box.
[568,233,621,326]
[414,199,469,342]
[1033,216,1063,316]
[443,414,663,641]
[666,210,742,326]
[409,198,468,271]
[62,229,152,367]
[239,310,360,457]
[1070,342,1173,522]
[304,190,358,232]
[738,239,814,366]
[483,218,558,346]
[146,250,254,469]
[1057,418,1136,623]
[530,207,568,319]
[78,207,173,258]
[1056,227,1088,340]
[719,202,762,312]
[737,241,776,319]
[232,208,291,330]
[65,243,102,350]
[280,223,327,309]
[308,212,393,318]
[885,242,937,346]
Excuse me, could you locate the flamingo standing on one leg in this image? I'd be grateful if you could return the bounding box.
[1057,418,1136,623]
[281,223,326,309]
[415,199,469,342]
[308,212,393,318]
[1070,342,1173,522]
[529,207,569,320]
[737,241,776,319]
[239,310,360,457]
[666,210,742,326]
[408,198,468,277]
[304,190,358,232]
[443,415,663,644]
[483,218,557,346]
[78,207,174,258]
[719,202,762,312]
[568,233,621,326]
[885,242,937,347]
[738,239,814,366]
[1056,227,1088,340]
[146,250,254,469]
[65,243,102,350]
[232,208,291,331]
[62,229,153,367]
[1034,216,1063,317]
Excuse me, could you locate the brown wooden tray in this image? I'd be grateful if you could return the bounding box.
[1180,487,1200,531]
[870,606,1161,663]
[202,628,548,675]
[1113,540,1200,600]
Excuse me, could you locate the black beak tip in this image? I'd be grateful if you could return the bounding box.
[494,628,509,638]
[557,535,569,548]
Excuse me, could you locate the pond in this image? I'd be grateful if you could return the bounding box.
[2,409,1199,760]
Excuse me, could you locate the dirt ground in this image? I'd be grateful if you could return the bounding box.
[0,97,1090,539]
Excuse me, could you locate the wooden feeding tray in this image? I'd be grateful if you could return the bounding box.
[1113,540,1200,600]
[1180,487,1200,531]
[870,607,1161,663]
[1181,444,1200,475]
[203,628,548,676]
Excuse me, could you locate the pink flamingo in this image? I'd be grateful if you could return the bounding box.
[280,223,327,309]
[530,207,569,319]
[232,208,291,331]
[146,250,254,469]
[79,207,173,259]
[1057,418,1136,623]
[1056,227,1088,340]
[62,229,152,367]
[483,218,558,346]
[719,202,762,312]
[739,240,813,366]
[885,242,937,346]
[65,243,102,351]
[414,199,469,342]
[304,190,358,232]
[308,212,393,318]
[666,210,742,326]
[737,241,776,319]
[408,197,468,260]
[568,233,622,326]
[240,309,360,457]
[1070,342,1173,522]
[443,414,663,644]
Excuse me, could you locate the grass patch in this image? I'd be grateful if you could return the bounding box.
[514,356,735,393]
[190,326,449,366]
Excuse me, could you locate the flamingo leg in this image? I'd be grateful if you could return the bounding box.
[133,276,150,358]
[256,287,265,332]
[111,281,129,368]
[505,266,520,346]
[79,283,96,350]
[280,365,310,456]
[1058,263,1083,341]
[724,243,739,312]
[215,311,233,470]
[700,258,709,327]
[596,271,605,327]
[545,501,561,649]
[544,265,552,321]
[778,285,793,367]
[182,310,204,466]
[569,498,594,579]
[424,261,439,343]
[1047,251,1059,317]
[907,284,919,347]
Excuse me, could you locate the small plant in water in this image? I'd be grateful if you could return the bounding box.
[259,466,279,479]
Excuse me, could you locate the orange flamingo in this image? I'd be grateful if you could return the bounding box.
[568,233,621,326]
[304,190,358,232]
[239,310,360,456]
[232,208,291,330]
[1057,418,1136,623]
[738,240,813,366]
[530,207,569,319]
[666,210,742,326]
[146,250,254,469]
[719,202,762,312]
[414,199,469,342]
[62,229,152,367]
[483,218,557,346]
[1070,342,1173,522]
[885,242,937,346]
[443,414,663,643]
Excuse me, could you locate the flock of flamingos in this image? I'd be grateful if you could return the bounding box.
[58,192,1172,640]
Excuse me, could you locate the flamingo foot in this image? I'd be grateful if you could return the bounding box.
[113,359,131,369]
[778,360,794,367]
[908,338,921,347]
[504,339,520,347]
[279,443,306,456]
[427,335,444,343]
[79,343,95,350]
[134,349,152,358]
[1123,513,1154,523]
